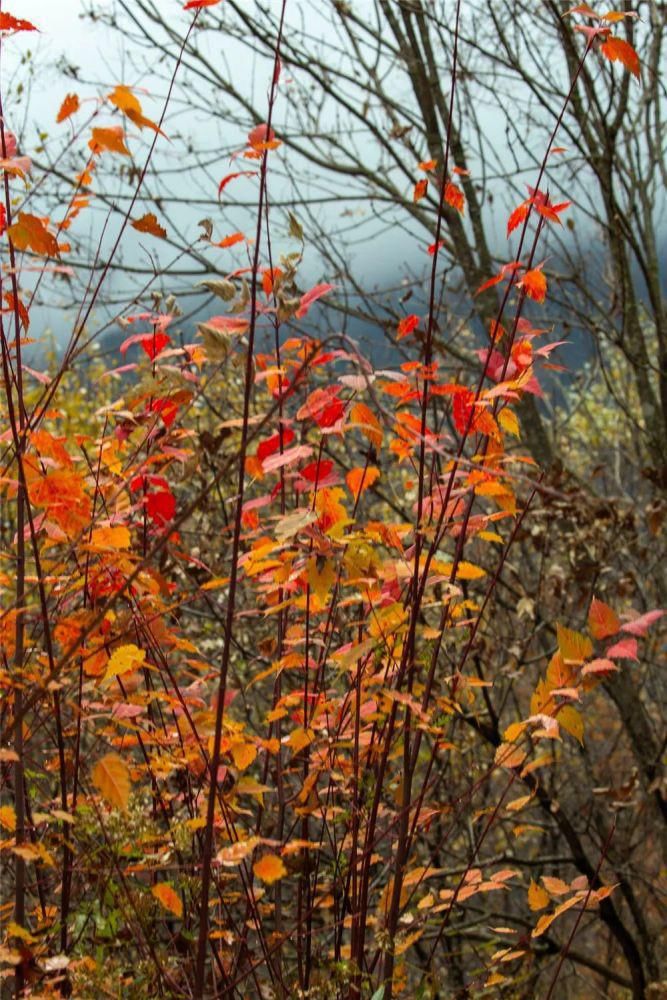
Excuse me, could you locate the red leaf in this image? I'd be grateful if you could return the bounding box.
[146,490,176,525]
[217,170,258,199]
[606,637,639,661]
[296,387,345,429]
[184,0,222,8]
[257,428,295,462]
[397,314,420,340]
[300,459,334,484]
[296,283,334,319]
[620,609,664,637]
[0,12,38,32]
[140,332,171,360]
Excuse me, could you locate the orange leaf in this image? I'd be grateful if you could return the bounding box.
[600,36,640,78]
[215,231,245,248]
[520,267,547,303]
[507,199,531,237]
[346,465,380,500]
[349,402,382,448]
[444,181,465,214]
[253,853,287,885]
[152,883,183,919]
[413,178,428,203]
[7,213,59,257]
[92,753,131,811]
[56,93,79,124]
[588,597,620,640]
[131,213,167,238]
[528,880,550,911]
[184,0,222,7]
[88,126,130,156]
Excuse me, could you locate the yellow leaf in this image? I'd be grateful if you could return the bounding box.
[306,556,336,603]
[253,853,287,885]
[498,408,520,437]
[92,753,131,811]
[0,805,16,831]
[527,880,550,911]
[103,643,146,683]
[89,525,131,550]
[152,883,183,919]
[286,727,314,753]
[231,742,257,771]
[557,705,584,745]
[556,623,592,664]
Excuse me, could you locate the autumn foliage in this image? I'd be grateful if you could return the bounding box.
[0,4,663,1000]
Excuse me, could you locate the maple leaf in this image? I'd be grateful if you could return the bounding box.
[131,213,167,238]
[152,883,183,919]
[600,36,640,78]
[253,854,287,884]
[88,126,130,156]
[92,753,131,811]
[56,93,79,124]
[7,213,60,257]
[413,178,428,203]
